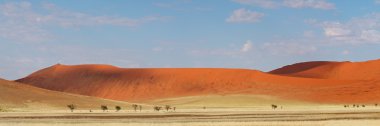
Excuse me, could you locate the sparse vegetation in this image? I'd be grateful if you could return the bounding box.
[139,105,142,111]
[115,106,121,112]
[67,104,76,112]
[352,104,357,108]
[154,106,162,111]
[101,105,108,112]
[165,105,171,111]
[271,104,278,109]
[132,104,138,112]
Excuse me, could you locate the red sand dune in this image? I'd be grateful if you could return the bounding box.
[269,59,380,80]
[16,60,380,103]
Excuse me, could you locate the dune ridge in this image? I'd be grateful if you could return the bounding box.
[269,59,380,80]
[16,60,380,103]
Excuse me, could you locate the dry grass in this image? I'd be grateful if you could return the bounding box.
[3,121,380,126]
[1,107,380,126]
[1,79,380,126]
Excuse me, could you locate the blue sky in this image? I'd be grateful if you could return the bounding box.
[1,0,380,80]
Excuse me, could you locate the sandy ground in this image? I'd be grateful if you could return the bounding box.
[1,108,380,126]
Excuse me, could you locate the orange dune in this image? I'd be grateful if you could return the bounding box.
[269,59,380,80]
[16,61,380,103]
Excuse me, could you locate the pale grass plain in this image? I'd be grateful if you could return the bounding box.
[1,95,380,126]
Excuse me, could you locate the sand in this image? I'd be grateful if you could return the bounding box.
[16,61,380,103]
[1,107,380,126]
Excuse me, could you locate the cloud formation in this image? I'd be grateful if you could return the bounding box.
[283,0,335,9]
[0,1,167,42]
[233,0,335,10]
[226,8,264,23]
[376,0,380,4]
[0,2,52,42]
[232,0,278,8]
[241,40,253,52]
[318,13,380,44]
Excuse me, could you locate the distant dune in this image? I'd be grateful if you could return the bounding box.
[269,59,380,80]
[16,60,380,103]
[0,78,128,111]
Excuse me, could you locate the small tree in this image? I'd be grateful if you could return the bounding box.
[375,104,378,107]
[67,104,76,112]
[271,104,278,110]
[173,107,176,111]
[101,105,108,112]
[153,106,162,111]
[115,106,121,112]
[139,105,142,111]
[165,105,171,111]
[132,104,138,112]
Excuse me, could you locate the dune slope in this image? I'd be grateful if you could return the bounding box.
[16,63,380,103]
[0,78,129,111]
[269,59,380,80]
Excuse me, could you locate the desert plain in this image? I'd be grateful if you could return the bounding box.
[1,59,380,126]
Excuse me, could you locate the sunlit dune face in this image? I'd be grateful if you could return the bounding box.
[16,59,380,104]
[269,59,380,80]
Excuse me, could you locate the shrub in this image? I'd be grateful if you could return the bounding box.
[115,106,121,112]
[153,106,162,111]
[165,105,171,111]
[132,104,138,111]
[67,104,76,112]
[101,105,108,112]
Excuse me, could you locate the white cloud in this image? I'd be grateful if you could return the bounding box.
[375,0,380,4]
[241,40,253,52]
[322,22,352,37]
[360,30,380,42]
[0,2,167,42]
[318,13,380,44]
[0,2,53,42]
[232,0,335,10]
[39,3,167,27]
[153,1,212,12]
[226,8,264,23]
[232,0,278,8]
[283,0,335,10]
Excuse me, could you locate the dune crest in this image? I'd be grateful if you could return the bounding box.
[269,59,380,80]
[16,61,380,103]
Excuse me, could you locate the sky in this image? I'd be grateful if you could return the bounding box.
[1,0,380,80]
